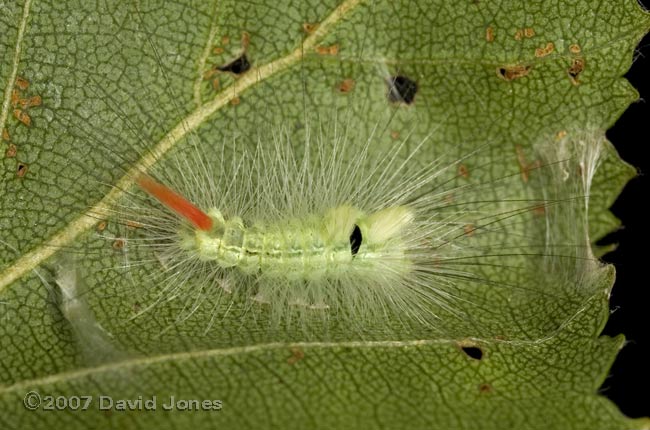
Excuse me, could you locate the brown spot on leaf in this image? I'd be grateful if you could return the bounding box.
[568,58,585,85]
[315,44,339,55]
[212,78,220,91]
[533,204,546,216]
[534,42,555,58]
[464,224,475,236]
[497,65,531,81]
[16,162,28,178]
[302,22,319,34]
[18,95,42,109]
[287,347,305,365]
[203,69,217,80]
[11,89,20,107]
[458,164,469,178]
[485,26,494,42]
[15,76,29,90]
[112,238,126,250]
[230,96,241,106]
[96,220,108,232]
[514,27,535,40]
[555,130,567,141]
[390,130,400,140]
[241,32,250,50]
[126,220,143,230]
[5,143,17,158]
[13,109,31,126]
[515,145,541,183]
[569,44,581,54]
[336,78,355,93]
[212,47,224,55]
[479,383,493,394]
[221,36,230,45]
[2,128,10,141]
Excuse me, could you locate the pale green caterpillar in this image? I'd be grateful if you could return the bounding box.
[90,122,603,333]
[184,204,414,278]
[122,132,460,325]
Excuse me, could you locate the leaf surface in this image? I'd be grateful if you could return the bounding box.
[0,1,648,428]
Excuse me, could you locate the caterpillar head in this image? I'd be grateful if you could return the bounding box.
[324,205,415,258]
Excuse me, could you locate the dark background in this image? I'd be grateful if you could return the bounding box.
[601,1,650,418]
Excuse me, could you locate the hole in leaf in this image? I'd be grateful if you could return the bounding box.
[568,58,585,85]
[497,65,531,81]
[461,346,483,360]
[387,75,418,104]
[16,162,28,178]
[217,54,251,75]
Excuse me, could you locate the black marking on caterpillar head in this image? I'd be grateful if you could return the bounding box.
[217,54,251,75]
[350,224,362,256]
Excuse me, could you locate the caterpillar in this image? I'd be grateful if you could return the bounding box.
[64,107,605,336]
[0,2,617,341]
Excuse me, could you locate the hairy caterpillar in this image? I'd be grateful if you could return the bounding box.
[20,72,607,338]
[59,104,605,336]
[0,2,620,341]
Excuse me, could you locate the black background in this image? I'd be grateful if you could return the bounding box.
[601,1,650,418]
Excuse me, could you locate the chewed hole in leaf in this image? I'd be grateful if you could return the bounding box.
[497,65,532,81]
[387,75,418,104]
[217,54,251,75]
[461,346,483,360]
[16,162,28,178]
[568,58,585,85]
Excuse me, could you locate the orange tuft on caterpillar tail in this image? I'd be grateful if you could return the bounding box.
[136,175,213,231]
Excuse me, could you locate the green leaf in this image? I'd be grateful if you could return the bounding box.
[0,0,648,428]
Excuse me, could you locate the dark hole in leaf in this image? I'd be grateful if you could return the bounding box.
[217,54,251,75]
[16,162,28,177]
[568,58,585,82]
[350,224,362,256]
[461,346,483,360]
[498,65,531,81]
[387,75,418,104]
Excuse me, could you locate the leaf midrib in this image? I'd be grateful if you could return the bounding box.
[2,338,448,393]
